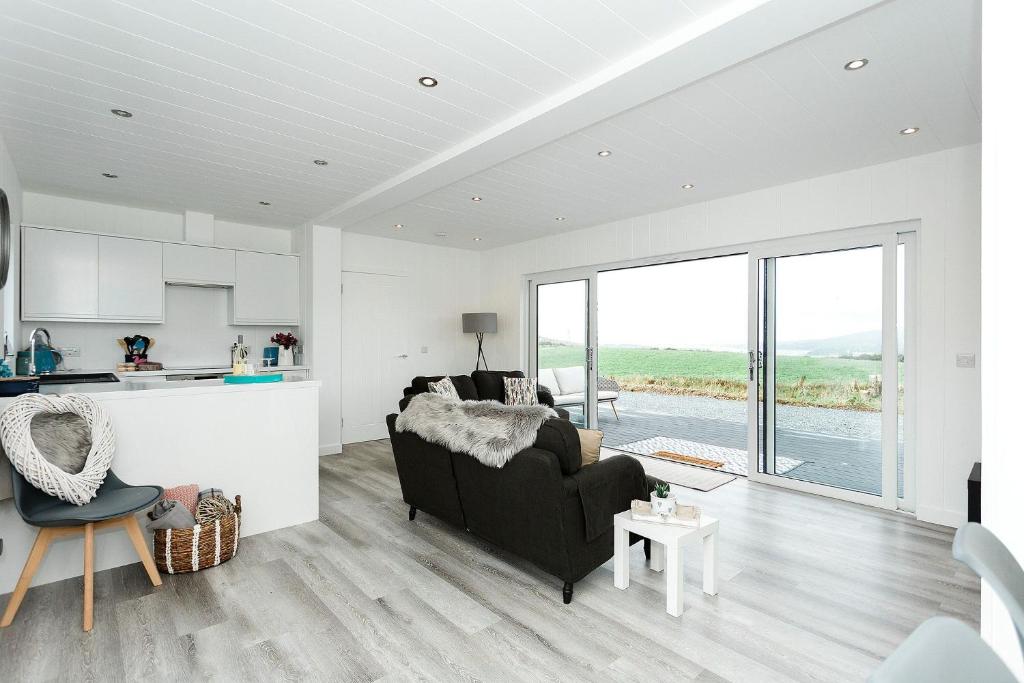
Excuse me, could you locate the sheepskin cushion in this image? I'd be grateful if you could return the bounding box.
[30,413,92,474]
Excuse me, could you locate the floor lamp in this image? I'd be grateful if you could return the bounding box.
[462,312,497,371]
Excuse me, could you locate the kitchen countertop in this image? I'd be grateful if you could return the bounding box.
[27,376,318,396]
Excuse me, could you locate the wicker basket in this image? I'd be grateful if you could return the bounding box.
[153,495,241,574]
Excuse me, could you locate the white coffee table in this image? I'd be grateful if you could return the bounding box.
[613,510,719,617]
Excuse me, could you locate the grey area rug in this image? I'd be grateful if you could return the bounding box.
[600,447,737,492]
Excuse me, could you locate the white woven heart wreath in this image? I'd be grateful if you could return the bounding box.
[0,394,115,505]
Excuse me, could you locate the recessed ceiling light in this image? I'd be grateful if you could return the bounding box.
[555,216,567,221]
[101,172,118,178]
[473,237,482,242]
[844,58,869,71]
[597,150,612,157]
[393,223,403,229]
[899,127,920,135]
[259,201,271,205]
[681,183,695,190]
[418,76,438,88]
[435,232,448,237]
[110,109,133,118]
[313,159,328,166]
[471,196,482,202]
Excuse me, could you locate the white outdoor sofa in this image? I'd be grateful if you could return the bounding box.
[538,366,621,419]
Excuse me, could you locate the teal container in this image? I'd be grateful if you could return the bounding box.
[223,373,283,384]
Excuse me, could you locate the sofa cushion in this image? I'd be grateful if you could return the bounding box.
[538,368,560,396]
[411,375,478,400]
[472,370,524,402]
[503,377,538,406]
[427,377,459,399]
[553,366,586,395]
[577,428,603,466]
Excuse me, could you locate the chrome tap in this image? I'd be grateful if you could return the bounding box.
[28,327,51,376]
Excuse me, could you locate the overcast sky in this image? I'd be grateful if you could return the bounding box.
[537,248,891,351]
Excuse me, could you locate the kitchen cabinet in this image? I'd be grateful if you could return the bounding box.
[233,251,300,325]
[98,236,164,321]
[163,243,235,285]
[22,227,99,320]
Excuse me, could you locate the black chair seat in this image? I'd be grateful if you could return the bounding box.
[12,470,163,527]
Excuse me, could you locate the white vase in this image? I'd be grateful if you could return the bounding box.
[278,347,294,367]
[650,493,677,515]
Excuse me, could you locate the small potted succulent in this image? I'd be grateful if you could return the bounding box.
[271,332,298,367]
[650,482,676,515]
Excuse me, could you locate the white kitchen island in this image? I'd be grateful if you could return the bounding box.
[0,378,320,594]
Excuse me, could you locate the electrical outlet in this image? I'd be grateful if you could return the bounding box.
[59,346,81,358]
[956,352,976,369]
[420,346,429,354]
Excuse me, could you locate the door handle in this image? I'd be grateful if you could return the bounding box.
[748,350,755,381]
[396,354,408,359]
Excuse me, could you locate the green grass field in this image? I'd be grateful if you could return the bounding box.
[539,344,893,411]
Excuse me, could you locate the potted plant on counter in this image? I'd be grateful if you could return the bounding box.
[650,482,676,515]
[271,332,298,367]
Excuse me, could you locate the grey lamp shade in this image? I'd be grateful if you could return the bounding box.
[462,312,497,334]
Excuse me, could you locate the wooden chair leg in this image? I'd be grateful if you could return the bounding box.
[122,515,162,587]
[1,528,54,627]
[83,523,94,632]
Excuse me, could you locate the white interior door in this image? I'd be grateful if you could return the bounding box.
[341,271,409,444]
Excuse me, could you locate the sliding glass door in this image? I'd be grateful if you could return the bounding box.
[748,233,910,509]
[530,277,593,428]
[525,227,915,511]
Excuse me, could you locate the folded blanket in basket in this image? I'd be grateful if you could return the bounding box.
[198,487,223,501]
[147,499,197,531]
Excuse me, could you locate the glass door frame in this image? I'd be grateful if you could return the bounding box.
[527,269,599,429]
[745,225,917,511]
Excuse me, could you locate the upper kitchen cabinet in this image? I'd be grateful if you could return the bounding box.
[98,236,163,321]
[22,227,99,320]
[233,251,300,325]
[163,243,235,286]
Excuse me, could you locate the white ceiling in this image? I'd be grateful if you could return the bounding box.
[0,0,980,244]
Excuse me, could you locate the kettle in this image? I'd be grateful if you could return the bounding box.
[16,347,60,375]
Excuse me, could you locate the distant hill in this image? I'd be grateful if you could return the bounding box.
[779,330,882,356]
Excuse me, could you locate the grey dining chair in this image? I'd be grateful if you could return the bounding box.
[870,522,1022,682]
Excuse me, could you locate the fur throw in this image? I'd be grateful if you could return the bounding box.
[395,392,557,468]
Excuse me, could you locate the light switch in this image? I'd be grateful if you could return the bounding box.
[956,352,976,368]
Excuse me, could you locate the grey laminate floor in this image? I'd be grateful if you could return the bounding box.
[0,439,979,682]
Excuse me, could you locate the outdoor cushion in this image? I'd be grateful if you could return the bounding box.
[552,390,619,406]
[538,368,560,396]
[553,367,586,395]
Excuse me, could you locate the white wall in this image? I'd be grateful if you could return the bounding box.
[300,224,343,455]
[981,1,1024,675]
[0,134,23,354]
[480,144,981,529]
[16,192,299,370]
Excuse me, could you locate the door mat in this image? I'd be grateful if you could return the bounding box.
[653,450,725,469]
[614,436,802,476]
[601,448,736,492]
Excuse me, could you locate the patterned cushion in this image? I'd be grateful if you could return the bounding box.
[503,377,538,406]
[427,376,459,399]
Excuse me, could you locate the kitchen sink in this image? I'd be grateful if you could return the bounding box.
[36,372,120,385]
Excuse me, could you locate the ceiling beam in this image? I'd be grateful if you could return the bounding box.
[315,0,890,229]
